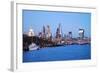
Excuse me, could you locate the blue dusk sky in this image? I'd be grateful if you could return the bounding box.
[23,10,91,38]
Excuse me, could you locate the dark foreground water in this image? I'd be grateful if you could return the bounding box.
[23,44,91,62]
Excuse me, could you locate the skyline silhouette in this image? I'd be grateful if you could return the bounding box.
[23,10,91,38]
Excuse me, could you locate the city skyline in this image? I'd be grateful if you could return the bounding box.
[23,10,91,38]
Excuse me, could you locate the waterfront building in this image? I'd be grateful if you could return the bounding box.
[79,29,84,39]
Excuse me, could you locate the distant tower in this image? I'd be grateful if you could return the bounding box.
[43,26,45,34]
[68,32,72,39]
[42,25,46,38]
[59,23,62,36]
[28,26,35,37]
[79,29,84,39]
[46,25,51,39]
[56,24,62,38]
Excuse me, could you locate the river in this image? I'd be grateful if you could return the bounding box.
[23,44,91,62]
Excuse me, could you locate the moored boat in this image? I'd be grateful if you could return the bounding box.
[29,43,39,50]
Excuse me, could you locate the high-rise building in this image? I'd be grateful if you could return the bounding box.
[79,29,84,39]
[68,32,72,39]
[56,24,62,38]
[46,25,51,39]
[58,24,62,35]
[42,25,46,38]
[43,26,46,34]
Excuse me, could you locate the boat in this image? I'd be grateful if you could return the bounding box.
[29,43,39,50]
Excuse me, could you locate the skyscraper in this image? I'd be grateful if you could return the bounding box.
[42,25,46,38]
[46,25,52,39]
[79,29,84,39]
[68,32,72,39]
[56,24,62,38]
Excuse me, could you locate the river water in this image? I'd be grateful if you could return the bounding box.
[23,44,91,62]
